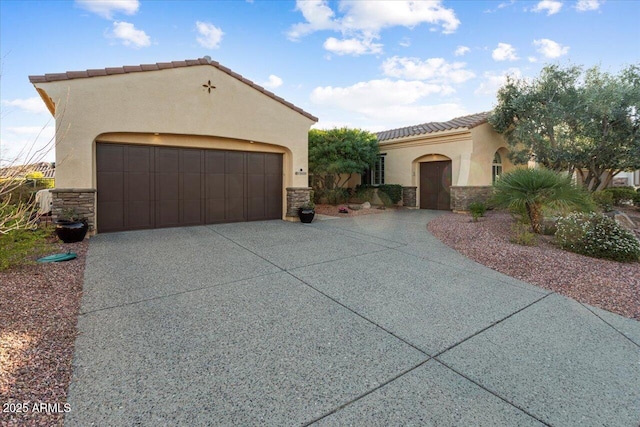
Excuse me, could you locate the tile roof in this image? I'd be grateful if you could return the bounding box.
[0,162,55,179]
[29,57,318,122]
[376,112,490,142]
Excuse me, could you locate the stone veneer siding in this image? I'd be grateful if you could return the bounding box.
[402,186,417,208]
[50,188,96,232]
[286,187,312,219]
[450,186,493,211]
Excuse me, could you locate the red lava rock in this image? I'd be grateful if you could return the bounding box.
[428,211,640,320]
[1,239,88,426]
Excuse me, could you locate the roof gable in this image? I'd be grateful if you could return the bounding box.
[377,112,490,142]
[29,57,317,122]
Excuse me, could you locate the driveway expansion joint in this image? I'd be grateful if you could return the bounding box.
[580,302,640,348]
[303,357,432,426]
[431,358,553,426]
[433,292,553,358]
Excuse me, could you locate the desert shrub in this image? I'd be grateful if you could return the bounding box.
[510,222,537,246]
[468,201,487,222]
[591,191,614,212]
[556,212,640,262]
[377,184,403,204]
[353,185,375,203]
[0,227,53,271]
[602,187,637,206]
[492,167,594,234]
[325,188,349,205]
[634,189,640,207]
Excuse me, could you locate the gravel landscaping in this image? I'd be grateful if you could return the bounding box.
[428,210,640,320]
[0,239,88,427]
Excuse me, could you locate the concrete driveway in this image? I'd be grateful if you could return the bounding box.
[66,210,640,426]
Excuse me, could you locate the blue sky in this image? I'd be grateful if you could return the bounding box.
[1,0,638,165]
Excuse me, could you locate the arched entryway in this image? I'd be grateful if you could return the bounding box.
[419,158,452,210]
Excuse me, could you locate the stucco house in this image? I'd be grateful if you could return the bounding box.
[366,112,513,211]
[29,57,317,233]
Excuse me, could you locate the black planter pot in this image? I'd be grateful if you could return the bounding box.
[298,208,315,223]
[55,220,88,243]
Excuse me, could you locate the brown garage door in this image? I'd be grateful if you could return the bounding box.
[419,160,452,210]
[97,143,282,232]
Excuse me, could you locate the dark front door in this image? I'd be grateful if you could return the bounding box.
[97,143,282,232]
[419,160,452,210]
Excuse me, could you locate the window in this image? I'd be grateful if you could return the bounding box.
[492,151,503,183]
[361,155,385,186]
[372,155,385,185]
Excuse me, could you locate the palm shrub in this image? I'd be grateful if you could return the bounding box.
[491,167,594,234]
[468,201,487,222]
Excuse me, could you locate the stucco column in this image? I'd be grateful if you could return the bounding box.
[285,187,312,221]
[457,152,472,186]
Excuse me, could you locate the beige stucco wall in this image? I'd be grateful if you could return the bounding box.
[468,123,513,185]
[33,65,315,193]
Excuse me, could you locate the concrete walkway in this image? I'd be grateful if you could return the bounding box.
[66,210,640,426]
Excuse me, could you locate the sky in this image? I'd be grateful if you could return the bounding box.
[1,0,639,165]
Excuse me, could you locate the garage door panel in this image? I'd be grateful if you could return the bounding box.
[206,174,225,199]
[97,144,124,172]
[247,153,265,174]
[206,199,225,223]
[182,200,202,224]
[265,154,281,175]
[225,152,244,174]
[182,174,202,200]
[157,148,179,172]
[127,201,152,227]
[226,173,244,196]
[98,172,124,202]
[225,197,245,222]
[157,200,180,226]
[248,174,265,198]
[97,201,124,231]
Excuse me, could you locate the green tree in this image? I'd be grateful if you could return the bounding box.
[489,64,640,191]
[492,167,593,234]
[308,128,379,190]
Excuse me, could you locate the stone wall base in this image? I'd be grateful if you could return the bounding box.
[286,187,312,220]
[402,186,417,208]
[50,188,96,233]
[450,186,493,211]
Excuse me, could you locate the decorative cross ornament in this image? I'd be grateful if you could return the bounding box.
[202,80,216,93]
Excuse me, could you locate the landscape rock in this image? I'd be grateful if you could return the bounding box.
[613,211,637,232]
[348,204,361,211]
[361,201,371,209]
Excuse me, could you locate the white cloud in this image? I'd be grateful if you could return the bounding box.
[1,97,49,114]
[0,125,56,166]
[288,0,339,41]
[399,37,411,47]
[262,75,283,89]
[196,21,224,49]
[531,0,563,15]
[474,68,522,96]
[288,0,460,56]
[110,21,150,48]
[533,38,569,58]
[492,43,518,61]
[576,0,602,11]
[323,37,383,56]
[528,56,538,63]
[454,45,470,56]
[75,0,139,19]
[382,56,475,84]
